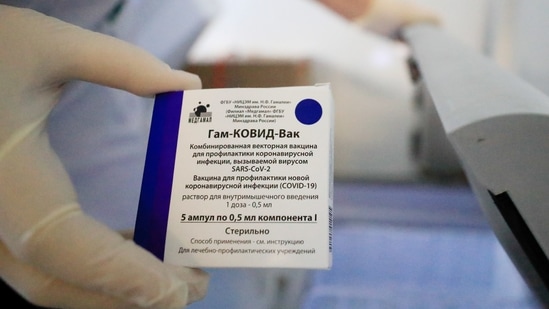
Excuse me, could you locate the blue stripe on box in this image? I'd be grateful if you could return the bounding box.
[134,91,184,260]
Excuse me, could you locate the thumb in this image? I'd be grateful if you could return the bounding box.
[59,30,203,95]
[9,5,201,96]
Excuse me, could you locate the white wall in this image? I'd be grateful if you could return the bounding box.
[510,0,549,95]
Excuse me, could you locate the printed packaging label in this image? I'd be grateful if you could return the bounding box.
[134,84,334,269]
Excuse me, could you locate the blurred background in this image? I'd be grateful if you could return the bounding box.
[158,0,549,307]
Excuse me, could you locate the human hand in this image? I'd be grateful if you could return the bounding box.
[355,0,441,38]
[0,5,208,309]
[318,0,440,38]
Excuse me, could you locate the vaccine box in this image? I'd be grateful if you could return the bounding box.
[134,84,333,269]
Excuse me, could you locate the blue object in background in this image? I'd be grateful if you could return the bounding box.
[302,225,540,309]
[190,182,543,309]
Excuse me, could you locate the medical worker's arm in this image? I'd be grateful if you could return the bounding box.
[318,0,440,37]
[0,5,208,309]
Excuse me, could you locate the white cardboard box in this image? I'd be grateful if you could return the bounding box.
[134,85,334,269]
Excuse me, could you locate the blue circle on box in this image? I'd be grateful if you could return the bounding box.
[295,98,322,125]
